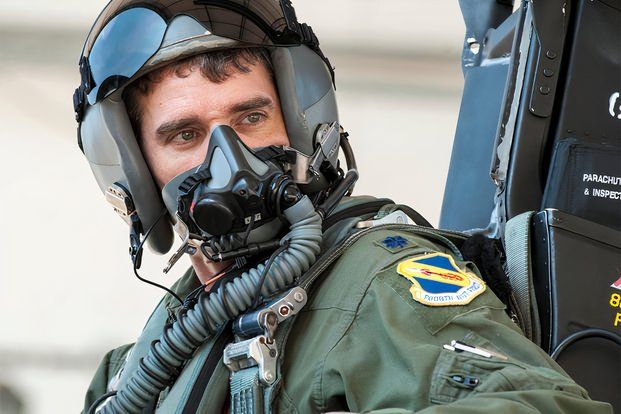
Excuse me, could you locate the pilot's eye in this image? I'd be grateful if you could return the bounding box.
[180,131,195,141]
[242,113,264,124]
[169,130,199,146]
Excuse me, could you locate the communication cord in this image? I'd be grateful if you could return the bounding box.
[100,196,322,413]
[551,328,621,360]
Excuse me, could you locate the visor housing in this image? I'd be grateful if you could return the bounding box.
[78,0,324,105]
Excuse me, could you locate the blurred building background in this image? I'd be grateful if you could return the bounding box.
[0,1,465,412]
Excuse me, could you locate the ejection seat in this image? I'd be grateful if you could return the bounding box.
[440,0,621,409]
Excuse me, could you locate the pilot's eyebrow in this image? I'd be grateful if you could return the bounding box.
[154,96,273,138]
[155,116,201,137]
[228,96,274,114]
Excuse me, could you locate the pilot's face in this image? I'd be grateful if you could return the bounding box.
[136,60,289,189]
[134,59,289,281]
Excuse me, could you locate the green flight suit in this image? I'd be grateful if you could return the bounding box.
[83,198,612,413]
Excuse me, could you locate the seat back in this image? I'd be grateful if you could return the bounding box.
[441,0,621,233]
[442,0,621,409]
[440,0,515,231]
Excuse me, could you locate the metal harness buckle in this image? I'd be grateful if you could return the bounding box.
[223,336,279,385]
[223,286,308,385]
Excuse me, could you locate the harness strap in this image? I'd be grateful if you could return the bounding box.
[504,211,541,345]
[230,367,263,414]
[229,319,301,414]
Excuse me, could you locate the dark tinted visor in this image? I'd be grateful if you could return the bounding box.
[82,0,301,104]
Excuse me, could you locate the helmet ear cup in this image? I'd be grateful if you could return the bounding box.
[271,46,338,156]
[81,93,174,254]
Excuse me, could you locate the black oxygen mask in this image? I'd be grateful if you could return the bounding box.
[162,125,302,267]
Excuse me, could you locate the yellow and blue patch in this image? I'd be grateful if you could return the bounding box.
[397,253,486,306]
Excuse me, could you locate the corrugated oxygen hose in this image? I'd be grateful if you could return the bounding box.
[100,196,322,413]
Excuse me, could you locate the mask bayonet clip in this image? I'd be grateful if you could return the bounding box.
[163,216,200,274]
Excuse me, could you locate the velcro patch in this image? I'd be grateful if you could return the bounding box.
[397,253,486,306]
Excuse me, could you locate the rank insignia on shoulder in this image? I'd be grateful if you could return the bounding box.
[375,235,410,253]
[396,253,486,306]
[382,235,408,249]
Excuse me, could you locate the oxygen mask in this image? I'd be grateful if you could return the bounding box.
[162,125,302,271]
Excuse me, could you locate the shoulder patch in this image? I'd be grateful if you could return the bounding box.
[396,253,486,306]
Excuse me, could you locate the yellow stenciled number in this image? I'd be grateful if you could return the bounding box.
[610,293,621,308]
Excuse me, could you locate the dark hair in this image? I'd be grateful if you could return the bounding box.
[123,47,273,137]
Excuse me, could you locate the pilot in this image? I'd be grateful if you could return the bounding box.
[75,1,611,413]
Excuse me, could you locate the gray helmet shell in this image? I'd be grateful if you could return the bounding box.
[78,14,338,254]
